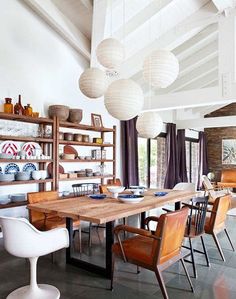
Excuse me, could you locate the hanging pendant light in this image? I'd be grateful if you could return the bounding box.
[96,38,125,70]
[104,79,144,120]
[79,68,107,99]
[136,112,163,138]
[143,50,179,88]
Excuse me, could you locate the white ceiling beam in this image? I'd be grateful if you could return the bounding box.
[202,79,218,88]
[22,0,90,60]
[173,23,218,61]
[158,57,218,94]
[192,104,227,117]
[212,0,236,12]
[90,0,108,67]
[80,0,93,12]
[120,2,219,79]
[176,115,236,129]
[143,86,234,111]
[113,0,173,40]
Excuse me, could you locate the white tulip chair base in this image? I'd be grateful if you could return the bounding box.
[7,284,60,299]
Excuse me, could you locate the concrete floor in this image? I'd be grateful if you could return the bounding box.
[0,214,236,299]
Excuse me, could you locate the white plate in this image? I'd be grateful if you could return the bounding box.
[118,196,144,204]
[22,142,42,157]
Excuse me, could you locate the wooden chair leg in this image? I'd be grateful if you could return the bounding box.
[180,258,194,293]
[224,228,235,251]
[189,238,197,278]
[88,222,92,248]
[110,254,115,291]
[212,232,225,261]
[79,226,82,254]
[154,267,169,299]
[200,236,210,267]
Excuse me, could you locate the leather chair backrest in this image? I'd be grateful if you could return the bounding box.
[209,195,231,230]
[99,185,108,193]
[221,169,236,183]
[107,178,121,186]
[27,191,58,223]
[153,207,189,265]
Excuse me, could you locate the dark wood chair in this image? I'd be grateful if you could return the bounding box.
[111,207,194,299]
[182,197,210,278]
[204,194,235,261]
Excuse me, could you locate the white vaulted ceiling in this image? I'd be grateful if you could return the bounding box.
[23,0,236,122]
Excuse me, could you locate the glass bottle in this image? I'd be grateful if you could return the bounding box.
[25,104,33,116]
[14,95,24,115]
[4,98,13,114]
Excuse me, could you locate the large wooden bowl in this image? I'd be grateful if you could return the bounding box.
[68,109,83,123]
[48,105,69,121]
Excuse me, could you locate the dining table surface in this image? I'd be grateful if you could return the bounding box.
[27,188,197,224]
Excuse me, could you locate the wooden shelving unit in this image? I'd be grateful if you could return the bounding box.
[0,113,117,209]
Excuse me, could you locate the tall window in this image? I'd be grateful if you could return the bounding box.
[138,136,166,188]
[185,138,199,184]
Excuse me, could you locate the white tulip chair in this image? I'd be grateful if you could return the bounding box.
[0,216,69,299]
[173,182,195,192]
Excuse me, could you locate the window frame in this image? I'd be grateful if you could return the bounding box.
[185,137,199,183]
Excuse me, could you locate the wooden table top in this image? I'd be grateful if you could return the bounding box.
[27,189,196,224]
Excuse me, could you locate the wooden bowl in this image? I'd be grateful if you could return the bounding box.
[48,105,69,121]
[68,109,83,123]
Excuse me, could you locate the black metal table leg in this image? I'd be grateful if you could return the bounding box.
[175,201,181,210]
[140,212,146,229]
[65,217,114,278]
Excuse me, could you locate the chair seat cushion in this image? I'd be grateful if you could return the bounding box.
[112,235,153,266]
[217,182,236,188]
[33,216,80,231]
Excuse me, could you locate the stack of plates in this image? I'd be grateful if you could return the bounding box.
[10,193,26,203]
[0,173,15,182]
[0,195,11,205]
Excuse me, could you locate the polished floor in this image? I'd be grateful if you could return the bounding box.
[0,214,236,299]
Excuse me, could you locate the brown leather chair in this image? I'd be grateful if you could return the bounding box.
[27,191,81,251]
[204,194,235,261]
[100,178,122,194]
[111,208,194,299]
[217,169,236,188]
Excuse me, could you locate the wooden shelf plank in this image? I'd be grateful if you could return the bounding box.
[0,112,53,124]
[0,135,53,143]
[59,121,115,132]
[0,159,53,163]
[59,175,115,182]
[0,201,27,209]
[0,179,53,186]
[59,159,114,163]
[59,140,114,147]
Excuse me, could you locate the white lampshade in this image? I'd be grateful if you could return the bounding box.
[96,38,125,70]
[104,79,144,120]
[136,112,163,138]
[143,50,179,88]
[207,172,215,181]
[79,67,107,99]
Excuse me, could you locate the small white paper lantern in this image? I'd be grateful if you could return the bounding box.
[79,67,107,99]
[143,50,179,88]
[136,112,163,138]
[104,79,143,120]
[96,38,125,70]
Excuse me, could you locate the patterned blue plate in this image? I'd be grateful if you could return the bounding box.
[23,163,37,173]
[89,194,107,200]
[154,192,168,197]
[5,163,20,174]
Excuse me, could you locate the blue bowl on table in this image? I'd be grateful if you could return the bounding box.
[154,192,168,197]
[89,194,107,200]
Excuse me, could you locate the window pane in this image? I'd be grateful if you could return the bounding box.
[185,141,190,182]
[138,137,147,187]
[150,139,157,188]
[156,137,166,188]
[191,142,199,185]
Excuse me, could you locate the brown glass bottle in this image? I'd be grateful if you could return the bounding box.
[14,95,24,115]
[4,98,13,114]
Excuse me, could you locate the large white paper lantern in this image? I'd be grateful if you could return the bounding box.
[104,79,143,120]
[96,38,125,70]
[79,67,107,99]
[143,50,179,88]
[136,112,163,138]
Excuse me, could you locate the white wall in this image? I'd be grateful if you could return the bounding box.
[0,0,121,217]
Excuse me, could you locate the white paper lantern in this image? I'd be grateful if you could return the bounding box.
[79,67,107,99]
[104,79,144,120]
[136,112,163,138]
[143,50,179,88]
[96,38,125,70]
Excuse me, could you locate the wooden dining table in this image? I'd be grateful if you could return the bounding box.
[27,189,196,278]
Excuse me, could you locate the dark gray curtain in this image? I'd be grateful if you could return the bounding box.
[197,131,209,189]
[177,129,188,182]
[164,123,180,188]
[121,117,139,188]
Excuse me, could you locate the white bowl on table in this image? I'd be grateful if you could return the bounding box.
[107,186,125,198]
[118,194,144,204]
